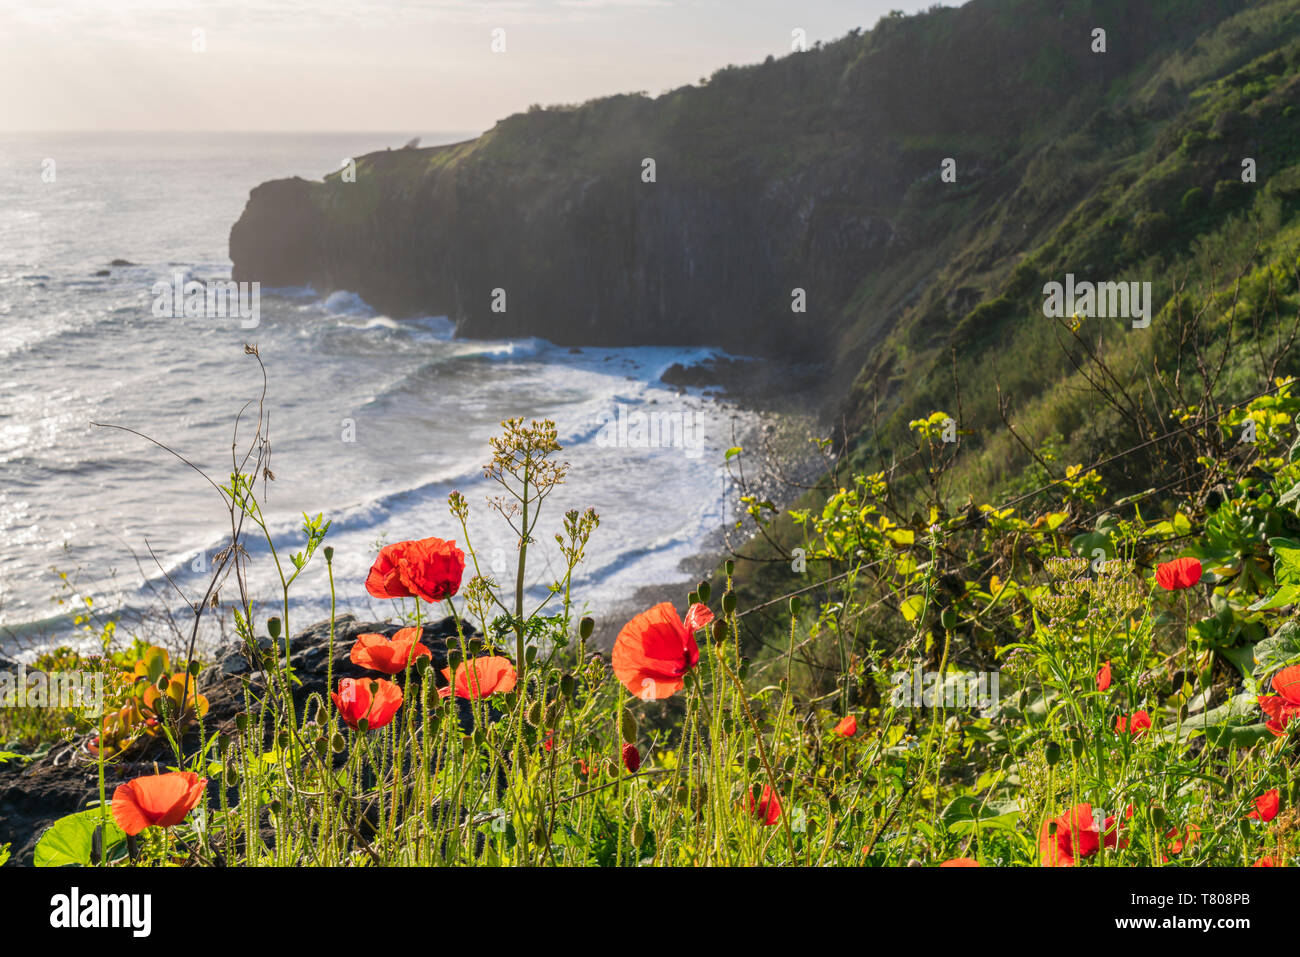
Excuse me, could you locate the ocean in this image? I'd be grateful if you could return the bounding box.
[0,131,766,652]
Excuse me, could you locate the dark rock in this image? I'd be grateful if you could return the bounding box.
[108,259,136,267]
[93,269,110,277]
[0,614,485,865]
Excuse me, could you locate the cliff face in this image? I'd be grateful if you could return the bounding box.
[229,0,1261,373]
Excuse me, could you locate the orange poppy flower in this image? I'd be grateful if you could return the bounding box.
[1259,665,1300,736]
[833,715,857,737]
[940,857,980,867]
[438,656,517,700]
[612,602,715,701]
[744,785,782,826]
[365,537,465,603]
[1097,661,1111,692]
[1165,824,1200,855]
[1255,855,1277,867]
[1115,710,1151,736]
[1039,803,1125,866]
[1248,789,1280,822]
[111,771,207,836]
[1155,556,1202,591]
[350,628,433,675]
[332,676,403,731]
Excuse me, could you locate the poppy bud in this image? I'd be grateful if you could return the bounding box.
[1071,738,1084,759]
[473,728,486,746]
[622,742,641,773]
[697,581,711,604]
[276,730,290,750]
[545,700,563,727]
[527,701,542,727]
[532,824,547,845]
[631,822,646,846]
[1045,741,1061,766]
[722,592,737,615]
[620,710,637,744]
[525,646,538,665]
[738,657,751,679]
[688,590,699,606]
[448,650,463,670]
[269,797,282,815]
[783,755,797,772]
[224,765,240,788]
[712,619,727,644]
[314,738,328,760]
[561,674,576,699]
[235,712,248,732]
[504,690,518,709]
[746,755,760,773]
[940,608,959,631]
[1151,806,1166,828]
[789,596,801,616]
[579,617,594,641]
[829,794,841,815]
[725,560,735,576]
[675,786,689,806]
[331,732,346,753]
[323,546,334,562]
[415,655,430,677]
[267,617,282,639]
[217,733,230,754]
[188,660,201,676]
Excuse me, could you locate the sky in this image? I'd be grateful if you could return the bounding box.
[1,0,947,132]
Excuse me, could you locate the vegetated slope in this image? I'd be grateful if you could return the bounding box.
[229,0,1275,381]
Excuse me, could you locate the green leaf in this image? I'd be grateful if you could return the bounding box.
[34,809,127,867]
[1252,620,1300,678]
[1169,693,1270,748]
[0,843,9,867]
[724,447,742,461]
[940,795,1020,836]
[900,595,926,622]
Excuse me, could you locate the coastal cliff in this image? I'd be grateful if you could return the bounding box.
[229,0,1298,453]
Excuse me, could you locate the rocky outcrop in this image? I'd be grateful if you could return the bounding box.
[228,1,1246,371]
[0,615,482,865]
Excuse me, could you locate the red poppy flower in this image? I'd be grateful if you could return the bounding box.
[622,742,641,773]
[744,785,782,826]
[940,857,980,867]
[1097,661,1111,692]
[1155,556,1202,591]
[1259,665,1300,736]
[438,656,517,700]
[349,628,433,675]
[1255,855,1277,867]
[1115,710,1152,736]
[542,730,555,752]
[1039,803,1125,866]
[1248,789,1280,823]
[1165,824,1200,855]
[111,771,207,836]
[833,715,857,737]
[612,602,715,701]
[365,537,465,603]
[332,676,403,731]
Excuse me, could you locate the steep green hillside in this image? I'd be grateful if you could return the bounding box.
[231,0,1288,387]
